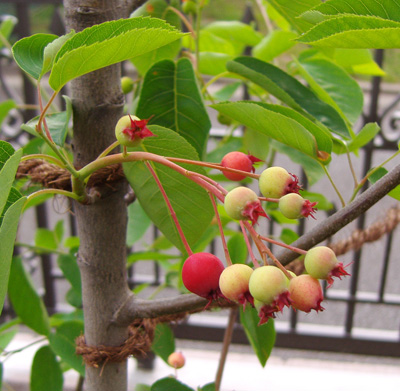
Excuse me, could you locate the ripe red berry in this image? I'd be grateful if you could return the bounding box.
[288,275,324,313]
[259,166,301,199]
[221,151,262,181]
[182,253,225,305]
[224,186,268,225]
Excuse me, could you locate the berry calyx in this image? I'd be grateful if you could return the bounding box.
[224,186,268,225]
[289,275,324,313]
[278,193,317,219]
[115,115,155,147]
[181,252,225,306]
[304,246,350,287]
[167,352,185,369]
[259,167,301,199]
[219,264,254,308]
[221,151,262,181]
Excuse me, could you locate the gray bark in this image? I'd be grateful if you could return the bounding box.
[63,1,132,390]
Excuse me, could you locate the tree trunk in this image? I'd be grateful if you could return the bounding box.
[63,1,132,390]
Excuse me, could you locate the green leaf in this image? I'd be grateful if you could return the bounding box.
[297,15,400,48]
[8,257,51,336]
[30,345,63,391]
[0,197,25,315]
[227,233,248,264]
[333,48,385,76]
[227,57,350,138]
[57,254,81,298]
[35,228,59,251]
[0,99,17,127]
[12,34,58,79]
[199,383,216,391]
[280,228,299,244]
[301,0,400,23]
[0,328,17,350]
[151,323,175,363]
[127,251,180,264]
[243,128,270,161]
[212,82,241,101]
[49,17,185,90]
[240,306,275,367]
[348,122,380,152]
[151,377,195,391]
[0,187,22,226]
[300,190,333,211]
[265,0,321,33]
[127,200,152,246]
[252,30,297,62]
[297,57,364,124]
[123,126,213,254]
[183,30,236,55]
[369,167,400,201]
[0,362,2,390]
[0,15,17,49]
[137,58,211,158]
[198,52,234,76]
[211,101,321,160]
[49,320,85,376]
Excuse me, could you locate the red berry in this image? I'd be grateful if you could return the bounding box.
[182,253,225,305]
[289,275,324,313]
[221,152,262,181]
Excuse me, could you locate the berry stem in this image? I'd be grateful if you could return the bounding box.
[97,140,121,159]
[240,221,260,268]
[145,161,193,256]
[321,164,346,207]
[259,196,280,203]
[258,235,307,255]
[209,192,232,266]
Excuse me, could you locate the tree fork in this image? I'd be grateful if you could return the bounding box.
[64,1,132,390]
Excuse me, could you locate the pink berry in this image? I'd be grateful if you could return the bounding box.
[278,193,317,219]
[304,246,350,287]
[182,252,225,305]
[167,352,185,369]
[289,275,324,313]
[115,115,155,147]
[221,152,262,181]
[224,186,268,225]
[219,264,254,308]
[258,166,301,199]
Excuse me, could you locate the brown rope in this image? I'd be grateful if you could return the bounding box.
[16,159,124,191]
[75,313,188,367]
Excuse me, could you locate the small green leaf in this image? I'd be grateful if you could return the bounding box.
[50,17,185,90]
[333,48,385,76]
[0,187,22,226]
[198,52,234,76]
[124,126,213,254]
[199,383,216,391]
[369,167,400,201]
[297,16,400,48]
[137,58,211,158]
[240,306,275,367]
[127,201,152,246]
[252,30,297,62]
[30,345,63,391]
[0,15,17,48]
[300,190,333,211]
[227,233,248,264]
[212,82,241,102]
[12,34,58,79]
[0,99,17,127]
[348,122,380,152]
[49,320,85,376]
[151,323,175,363]
[151,377,195,391]
[57,254,81,297]
[280,228,299,244]
[227,57,350,138]
[8,257,51,336]
[0,328,17,350]
[0,197,25,315]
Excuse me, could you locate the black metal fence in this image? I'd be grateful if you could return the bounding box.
[1,0,400,358]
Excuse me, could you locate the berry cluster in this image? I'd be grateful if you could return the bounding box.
[180,152,349,325]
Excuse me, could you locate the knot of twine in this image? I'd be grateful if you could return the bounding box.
[75,314,187,368]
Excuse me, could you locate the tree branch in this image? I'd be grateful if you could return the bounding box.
[113,164,400,325]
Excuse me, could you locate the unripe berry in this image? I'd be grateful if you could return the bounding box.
[289,275,324,313]
[167,352,185,369]
[182,252,225,305]
[182,0,197,14]
[259,166,300,199]
[278,193,317,219]
[220,151,262,181]
[115,115,155,147]
[219,264,254,307]
[121,76,134,94]
[224,186,267,225]
[304,246,350,287]
[249,266,288,304]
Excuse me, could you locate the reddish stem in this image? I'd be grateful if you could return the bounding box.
[145,161,193,256]
[239,221,260,268]
[209,193,231,266]
[258,235,307,255]
[259,196,280,203]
